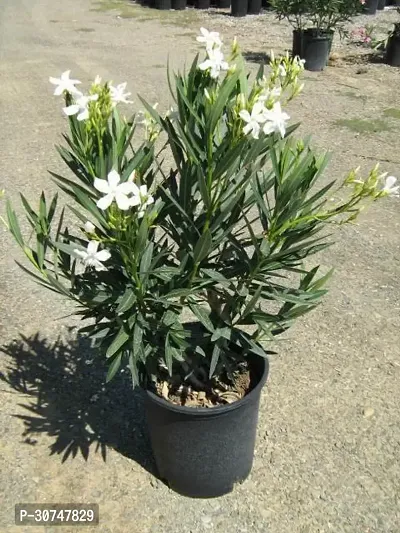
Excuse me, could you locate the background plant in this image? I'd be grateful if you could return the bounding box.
[4,30,398,396]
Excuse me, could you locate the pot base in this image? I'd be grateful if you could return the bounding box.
[145,354,269,498]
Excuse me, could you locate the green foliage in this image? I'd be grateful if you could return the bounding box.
[271,0,363,31]
[3,35,388,390]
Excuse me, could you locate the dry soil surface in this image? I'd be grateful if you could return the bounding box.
[0,0,400,532]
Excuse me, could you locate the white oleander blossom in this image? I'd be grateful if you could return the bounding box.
[257,86,282,103]
[63,92,99,121]
[129,183,154,218]
[73,241,111,271]
[239,102,267,140]
[84,221,96,233]
[49,70,81,96]
[94,170,136,211]
[199,48,229,79]
[381,175,399,197]
[263,102,290,138]
[110,82,133,106]
[196,27,222,51]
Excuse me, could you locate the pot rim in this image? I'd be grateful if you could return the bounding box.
[145,354,269,416]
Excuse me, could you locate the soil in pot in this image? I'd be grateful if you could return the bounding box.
[365,0,379,14]
[231,0,248,16]
[172,0,187,8]
[386,32,400,66]
[377,0,386,9]
[302,29,331,71]
[196,0,211,7]
[145,353,269,498]
[154,0,171,8]
[248,0,262,14]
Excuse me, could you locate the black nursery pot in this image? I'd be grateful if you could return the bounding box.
[154,0,171,9]
[218,0,231,7]
[231,0,248,17]
[248,0,262,14]
[365,0,379,14]
[292,29,303,57]
[302,29,331,71]
[386,33,400,67]
[196,0,211,8]
[172,0,187,8]
[377,0,386,9]
[145,354,269,498]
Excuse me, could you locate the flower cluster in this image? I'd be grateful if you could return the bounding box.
[345,165,399,199]
[350,25,375,47]
[197,28,229,79]
[237,52,306,140]
[49,70,132,122]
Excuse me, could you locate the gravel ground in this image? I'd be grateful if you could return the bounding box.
[0,0,400,532]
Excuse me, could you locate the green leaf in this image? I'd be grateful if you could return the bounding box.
[188,302,214,332]
[106,326,130,358]
[133,321,143,357]
[140,241,154,280]
[209,338,224,378]
[6,201,24,248]
[106,353,122,382]
[193,230,212,265]
[116,288,137,314]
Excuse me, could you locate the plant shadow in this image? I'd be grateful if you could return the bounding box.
[242,51,271,64]
[0,332,158,477]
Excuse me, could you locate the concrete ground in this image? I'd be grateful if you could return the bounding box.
[0,0,400,531]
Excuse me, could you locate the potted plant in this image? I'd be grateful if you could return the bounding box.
[377,0,386,10]
[172,0,187,9]
[271,0,363,70]
[3,31,398,498]
[365,0,380,14]
[248,0,262,14]
[386,21,400,65]
[231,0,248,16]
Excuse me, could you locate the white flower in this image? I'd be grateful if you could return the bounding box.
[49,70,81,96]
[196,28,222,51]
[239,102,267,140]
[294,57,306,69]
[73,241,111,271]
[94,75,102,85]
[278,64,286,78]
[262,102,290,138]
[381,175,399,197]
[110,82,133,106]
[199,48,229,79]
[63,92,99,121]
[257,86,282,103]
[129,183,154,217]
[84,221,96,233]
[94,170,136,211]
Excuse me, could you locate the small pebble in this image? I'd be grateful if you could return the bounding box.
[363,407,375,418]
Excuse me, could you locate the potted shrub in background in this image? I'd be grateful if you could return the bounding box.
[272,0,363,70]
[231,0,248,16]
[386,19,400,65]
[3,30,398,498]
[378,0,386,10]
[155,0,171,9]
[365,0,380,14]
[172,0,187,9]
[248,0,262,14]
[271,0,310,56]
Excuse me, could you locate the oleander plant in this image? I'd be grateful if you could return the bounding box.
[4,29,399,405]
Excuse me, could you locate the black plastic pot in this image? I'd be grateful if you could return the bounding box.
[231,0,248,17]
[302,29,331,71]
[386,33,400,66]
[196,0,210,7]
[154,0,171,8]
[248,0,262,14]
[292,29,303,57]
[145,354,269,498]
[172,0,187,8]
[365,0,379,14]
[218,0,231,7]
[377,0,386,9]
